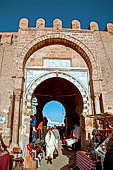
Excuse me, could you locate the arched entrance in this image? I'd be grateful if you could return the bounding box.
[25,71,89,115]
[11,32,102,149]
[20,71,88,150]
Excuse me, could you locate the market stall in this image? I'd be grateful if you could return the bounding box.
[0,133,10,170]
[0,151,10,170]
[76,151,96,170]
[94,133,113,170]
[76,112,113,170]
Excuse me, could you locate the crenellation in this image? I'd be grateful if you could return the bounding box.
[104,23,113,34]
[71,20,81,30]
[16,18,112,33]
[36,18,45,28]
[19,18,29,30]
[53,19,62,29]
[88,22,99,31]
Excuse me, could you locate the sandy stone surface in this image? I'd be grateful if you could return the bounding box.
[19,141,78,170]
[38,142,78,170]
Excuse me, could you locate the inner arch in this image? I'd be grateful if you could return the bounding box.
[42,100,66,126]
[26,71,89,115]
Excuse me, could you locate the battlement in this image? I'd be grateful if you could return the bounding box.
[18,18,113,33]
[0,18,113,45]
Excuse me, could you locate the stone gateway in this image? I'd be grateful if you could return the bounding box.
[0,18,113,151]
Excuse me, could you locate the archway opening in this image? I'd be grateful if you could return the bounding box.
[29,77,83,145]
[42,100,66,127]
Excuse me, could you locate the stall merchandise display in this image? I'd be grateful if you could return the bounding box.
[76,151,96,170]
[95,133,112,159]
[23,143,42,169]
[66,138,78,147]
[0,151,10,170]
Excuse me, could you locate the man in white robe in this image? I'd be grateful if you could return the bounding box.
[45,130,55,164]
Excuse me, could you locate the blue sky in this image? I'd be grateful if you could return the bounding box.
[0,0,113,32]
[42,101,65,123]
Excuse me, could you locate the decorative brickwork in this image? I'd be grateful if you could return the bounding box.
[25,71,89,115]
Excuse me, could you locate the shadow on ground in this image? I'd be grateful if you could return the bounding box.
[60,145,78,170]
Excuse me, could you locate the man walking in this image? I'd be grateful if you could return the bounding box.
[52,125,60,155]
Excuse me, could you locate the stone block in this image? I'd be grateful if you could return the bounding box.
[71,20,81,29]
[89,21,99,31]
[19,18,29,29]
[53,19,62,29]
[36,18,45,28]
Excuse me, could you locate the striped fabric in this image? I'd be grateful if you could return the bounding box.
[76,151,96,170]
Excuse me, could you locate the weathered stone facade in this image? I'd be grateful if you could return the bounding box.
[0,18,113,150]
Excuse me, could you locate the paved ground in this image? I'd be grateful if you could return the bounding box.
[38,142,78,170]
[14,141,78,170]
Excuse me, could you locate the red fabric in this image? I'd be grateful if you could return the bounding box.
[34,125,37,131]
[63,138,66,144]
[0,152,10,170]
[27,143,34,158]
[97,129,111,142]
[35,146,40,154]
[72,136,75,139]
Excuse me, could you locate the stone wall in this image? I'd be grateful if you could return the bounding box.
[94,31,113,112]
[0,18,113,146]
[0,33,18,145]
[26,45,87,68]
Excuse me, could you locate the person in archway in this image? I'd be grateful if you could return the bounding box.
[60,124,65,143]
[52,125,60,156]
[73,124,80,150]
[43,116,48,138]
[45,130,55,164]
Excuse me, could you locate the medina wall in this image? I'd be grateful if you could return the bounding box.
[0,18,113,146]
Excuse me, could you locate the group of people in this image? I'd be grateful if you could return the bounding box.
[30,114,81,164]
[45,125,60,164]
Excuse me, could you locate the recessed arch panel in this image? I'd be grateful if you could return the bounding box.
[17,33,101,80]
